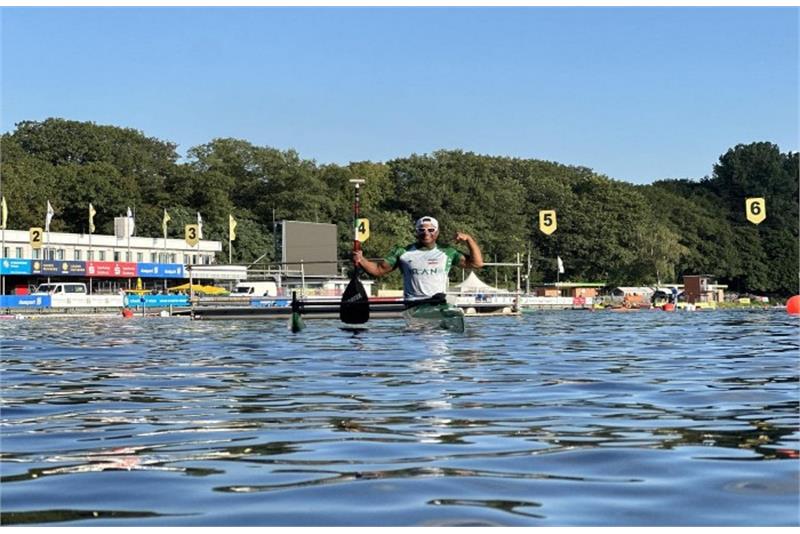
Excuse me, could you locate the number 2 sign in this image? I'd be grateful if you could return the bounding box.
[29,227,44,249]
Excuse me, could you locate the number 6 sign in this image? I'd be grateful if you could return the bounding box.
[745,198,766,225]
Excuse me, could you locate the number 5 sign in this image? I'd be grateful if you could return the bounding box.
[745,198,766,225]
[539,210,557,235]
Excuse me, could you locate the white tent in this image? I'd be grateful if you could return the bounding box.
[452,272,504,294]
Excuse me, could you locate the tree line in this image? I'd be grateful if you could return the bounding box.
[1,118,797,296]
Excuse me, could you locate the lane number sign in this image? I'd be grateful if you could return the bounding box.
[356,218,370,242]
[185,224,200,246]
[539,210,557,235]
[745,198,766,225]
[29,227,44,249]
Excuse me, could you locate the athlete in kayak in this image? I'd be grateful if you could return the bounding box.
[352,216,484,301]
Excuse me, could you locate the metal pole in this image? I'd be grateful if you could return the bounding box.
[515,253,521,312]
[301,260,305,298]
[556,257,560,285]
[526,247,531,294]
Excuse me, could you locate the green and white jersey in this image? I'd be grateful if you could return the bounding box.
[384,243,464,300]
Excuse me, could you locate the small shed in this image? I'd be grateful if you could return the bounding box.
[683,275,726,304]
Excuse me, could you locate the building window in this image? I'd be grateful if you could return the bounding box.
[88,250,94,261]
[151,252,158,263]
[137,252,143,262]
[75,250,82,261]
[170,253,176,263]
[125,251,132,262]
[33,249,41,259]
[2,246,8,258]
[99,250,106,261]
[16,247,23,259]
[57,249,65,260]
[114,251,120,261]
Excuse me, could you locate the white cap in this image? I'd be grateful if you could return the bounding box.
[415,216,439,231]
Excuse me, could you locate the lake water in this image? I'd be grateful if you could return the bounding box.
[1,309,798,526]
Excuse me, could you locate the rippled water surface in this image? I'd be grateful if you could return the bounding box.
[1,310,798,526]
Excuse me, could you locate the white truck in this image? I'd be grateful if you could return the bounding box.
[231,281,279,297]
[32,282,123,308]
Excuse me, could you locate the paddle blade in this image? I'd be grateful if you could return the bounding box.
[290,290,305,333]
[340,275,370,324]
[290,312,305,333]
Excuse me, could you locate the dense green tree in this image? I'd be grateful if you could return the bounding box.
[1,118,796,295]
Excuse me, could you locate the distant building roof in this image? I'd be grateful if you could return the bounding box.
[535,282,606,288]
[452,272,504,293]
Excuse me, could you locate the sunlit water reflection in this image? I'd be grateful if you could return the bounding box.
[1,309,798,526]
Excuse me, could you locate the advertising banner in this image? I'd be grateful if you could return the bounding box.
[0,259,33,275]
[86,261,137,278]
[124,294,189,308]
[0,295,51,308]
[31,260,87,276]
[136,263,185,279]
[251,298,291,308]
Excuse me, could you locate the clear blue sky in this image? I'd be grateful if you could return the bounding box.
[1,7,797,184]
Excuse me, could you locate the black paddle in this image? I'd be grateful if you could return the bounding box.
[340,179,370,324]
[290,290,305,333]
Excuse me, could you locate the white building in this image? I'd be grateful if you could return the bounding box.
[0,228,221,265]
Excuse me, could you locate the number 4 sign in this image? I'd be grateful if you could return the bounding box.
[355,218,370,242]
[745,198,766,225]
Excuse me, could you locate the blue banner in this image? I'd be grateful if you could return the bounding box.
[136,263,185,279]
[0,295,51,308]
[0,259,33,275]
[251,298,291,308]
[31,260,87,276]
[124,294,189,308]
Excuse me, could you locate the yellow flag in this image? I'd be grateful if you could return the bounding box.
[229,214,237,241]
[88,203,96,233]
[162,209,171,236]
[1,196,7,230]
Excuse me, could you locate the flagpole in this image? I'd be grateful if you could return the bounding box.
[89,246,93,294]
[1,197,5,261]
[128,206,133,263]
[1,226,4,296]
[162,209,170,291]
[556,256,560,285]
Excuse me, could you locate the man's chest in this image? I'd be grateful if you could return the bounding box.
[399,250,448,275]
